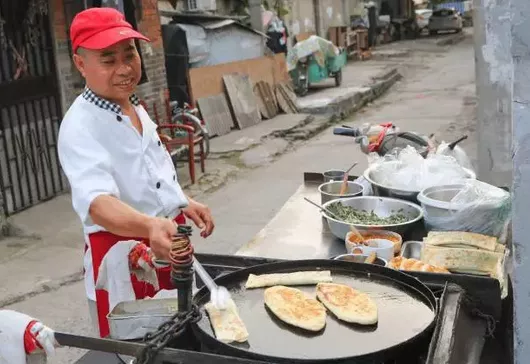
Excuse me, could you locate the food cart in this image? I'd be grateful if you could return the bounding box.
[62,166,511,364]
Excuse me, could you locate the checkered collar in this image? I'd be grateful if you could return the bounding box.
[82,87,140,115]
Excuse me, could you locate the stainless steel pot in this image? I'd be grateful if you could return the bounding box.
[318,181,364,204]
[363,163,476,204]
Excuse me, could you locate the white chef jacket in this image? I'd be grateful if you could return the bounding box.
[57,88,189,300]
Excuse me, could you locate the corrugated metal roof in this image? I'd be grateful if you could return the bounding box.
[197,19,237,30]
[167,14,268,38]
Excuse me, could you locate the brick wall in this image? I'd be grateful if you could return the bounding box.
[50,0,169,120]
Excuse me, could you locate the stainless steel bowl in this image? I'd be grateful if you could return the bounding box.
[321,196,424,240]
[400,241,424,260]
[318,181,364,205]
[363,163,476,204]
[333,253,388,267]
[323,170,346,182]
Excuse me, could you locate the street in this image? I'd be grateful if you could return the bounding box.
[2,32,476,363]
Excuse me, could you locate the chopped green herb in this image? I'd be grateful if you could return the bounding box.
[327,201,409,225]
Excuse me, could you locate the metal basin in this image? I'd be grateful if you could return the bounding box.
[363,163,476,204]
[322,196,424,240]
[417,182,510,236]
[333,253,388,267]
[318,181,364,204]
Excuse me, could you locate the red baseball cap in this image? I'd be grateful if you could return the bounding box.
[70,7,150,53]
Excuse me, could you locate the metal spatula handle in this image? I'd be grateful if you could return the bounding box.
[304,197,340,220]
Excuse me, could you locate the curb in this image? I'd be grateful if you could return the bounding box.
[208,114,315,158]
[297,68,402,117]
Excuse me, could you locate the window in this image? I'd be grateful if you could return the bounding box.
[187,0,198,10]
[432,9,454,17]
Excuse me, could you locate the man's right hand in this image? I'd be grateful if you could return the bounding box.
[147,217,178,260]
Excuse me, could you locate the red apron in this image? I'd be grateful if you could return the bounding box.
[89,213,186,338]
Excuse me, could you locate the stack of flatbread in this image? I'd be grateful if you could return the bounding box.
[420,231,507,297]
[421,231,505,275]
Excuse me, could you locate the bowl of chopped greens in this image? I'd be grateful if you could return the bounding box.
[321,196,424,240]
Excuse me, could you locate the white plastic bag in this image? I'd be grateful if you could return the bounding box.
[418,180,512,242]
[368,146,473,191]
[436,141,474,172]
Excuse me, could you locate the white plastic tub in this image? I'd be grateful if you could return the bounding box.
[417,181,510,238]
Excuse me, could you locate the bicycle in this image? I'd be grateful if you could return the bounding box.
[169,101,210,158]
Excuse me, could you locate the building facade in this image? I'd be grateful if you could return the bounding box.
[0,0,170,216]
[52,0,169,114]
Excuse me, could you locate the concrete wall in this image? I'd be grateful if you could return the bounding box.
[288,0,353,42]
[316,0,349,37]
[511,0,530,361]
[349,0,365,17]
[51,0,169,119]
[288,0,318,40]
[472,0,512,187]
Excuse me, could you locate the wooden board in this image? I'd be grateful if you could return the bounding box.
[189,54,289,104]
[275,83,298,114]
[253,81,278,120]
[197,94,233,137]
[223,73,261,129]
[295,32,315,43]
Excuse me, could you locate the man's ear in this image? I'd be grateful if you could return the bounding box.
[72,53,86,78]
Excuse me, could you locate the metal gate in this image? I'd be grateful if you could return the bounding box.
[0,0,66,216]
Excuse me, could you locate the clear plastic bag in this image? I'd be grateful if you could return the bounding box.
[436,141,475,172]
[368,146,473,191]
[418,179,512,242]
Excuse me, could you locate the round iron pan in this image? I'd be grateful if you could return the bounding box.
[192,259,437,364]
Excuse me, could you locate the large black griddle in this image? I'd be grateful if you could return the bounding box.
[192,260,437,363]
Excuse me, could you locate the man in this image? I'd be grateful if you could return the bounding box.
[57,7,214,338]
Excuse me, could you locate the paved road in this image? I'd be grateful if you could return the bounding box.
[5,33,476,363]
[199,33,477,255]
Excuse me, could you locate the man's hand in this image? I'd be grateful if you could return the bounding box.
[182,198,214,238]
[147,217,178,260]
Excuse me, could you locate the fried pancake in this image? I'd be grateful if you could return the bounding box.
[316,283,378,325]
[388,257,450,274]
[264,286,327,332]
[205,298,249,343]
[246,271,332,289]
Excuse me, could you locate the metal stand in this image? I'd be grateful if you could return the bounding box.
[170,226,195,313]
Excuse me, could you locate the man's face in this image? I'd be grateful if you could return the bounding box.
[73,39,142,103]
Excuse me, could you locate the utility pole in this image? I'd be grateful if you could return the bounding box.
[248,0,263,33]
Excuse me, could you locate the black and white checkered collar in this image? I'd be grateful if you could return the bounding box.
[82,87,140,115]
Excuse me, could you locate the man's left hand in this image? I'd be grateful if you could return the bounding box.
[182,199,214,238]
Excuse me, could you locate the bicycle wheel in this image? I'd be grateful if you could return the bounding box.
[171,112,210,158]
